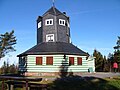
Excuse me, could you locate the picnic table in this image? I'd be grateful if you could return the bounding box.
[0,75,42,90]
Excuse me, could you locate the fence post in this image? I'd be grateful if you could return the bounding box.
[26,80,28,90]
[2,80,4,90]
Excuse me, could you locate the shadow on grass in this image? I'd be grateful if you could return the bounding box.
[47,75,120,90]
[47,60,119,90]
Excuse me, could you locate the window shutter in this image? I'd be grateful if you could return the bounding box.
[36,57,42,65]
[46,57,53,65]
[77,57,82,65]
[69,57,74,65]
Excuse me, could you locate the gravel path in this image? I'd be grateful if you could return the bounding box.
[43,72,120,81]
[77,72,120,78]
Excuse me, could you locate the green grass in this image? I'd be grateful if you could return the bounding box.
[47,76,120,90]
[106,78,120,89]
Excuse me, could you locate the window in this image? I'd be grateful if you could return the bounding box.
[47,21,49,24]
[77,57,82,65]
[69,57,74,65]
[45,19,53,25]
[38,21,41,28]
[36,57,42,65]
[59,19,65,26]
[19,57,26,66]
[46,34,54,42]
[67,21,70,27]
[46,57,53,65]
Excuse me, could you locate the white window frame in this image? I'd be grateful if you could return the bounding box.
[59,19,65,26]
[67,21,70,27]
[38,21,41,28]
[45,19,53,26]
[46,34,54,42]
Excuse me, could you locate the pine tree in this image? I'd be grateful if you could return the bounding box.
[93,49,104,72]
[1,61,9,74]
[113,36,120,71]
[103,56,109,72]
[0,30,16,59]
[9,64,18,74]
[108,53,114,72]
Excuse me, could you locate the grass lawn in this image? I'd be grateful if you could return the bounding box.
[0,76,120,90]
[106,77,120,89]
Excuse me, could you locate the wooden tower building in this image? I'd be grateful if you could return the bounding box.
[17,6,95,76]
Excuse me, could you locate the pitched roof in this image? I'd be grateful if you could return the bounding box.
[17,42,88,57]
[43,6,64,16]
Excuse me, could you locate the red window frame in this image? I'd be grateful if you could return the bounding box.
[46,57,53,65]
[77,57,82,65]
[69,57,74,65]
[36,57,42,65]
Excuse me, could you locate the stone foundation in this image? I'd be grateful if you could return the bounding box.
[25,72,59,76]
[24,72,93,77]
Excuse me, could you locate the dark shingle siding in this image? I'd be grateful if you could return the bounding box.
[37,16,43,44]
[41,7,70,43]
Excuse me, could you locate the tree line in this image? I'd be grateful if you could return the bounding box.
[93,36,120,72]
[0,61,18,74]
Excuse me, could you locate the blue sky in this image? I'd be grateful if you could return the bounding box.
[0,0,120,66]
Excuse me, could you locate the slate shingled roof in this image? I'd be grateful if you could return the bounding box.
[43,6,64,16]
[17,42,88,57]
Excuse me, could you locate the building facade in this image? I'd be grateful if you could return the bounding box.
[17,6,95,76]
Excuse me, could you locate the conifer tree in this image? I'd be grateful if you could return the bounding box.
[0,61,18,74]
[108,53,114,72]
[0,30,16,59]
[113,36,120,71]
[93,49,104,72]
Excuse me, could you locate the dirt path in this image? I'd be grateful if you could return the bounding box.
[43,72,120,81]
[77,72,120,78]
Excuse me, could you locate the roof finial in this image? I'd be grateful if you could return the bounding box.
[52,0,55,7]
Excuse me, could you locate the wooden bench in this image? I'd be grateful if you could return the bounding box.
[0,75,43,90]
